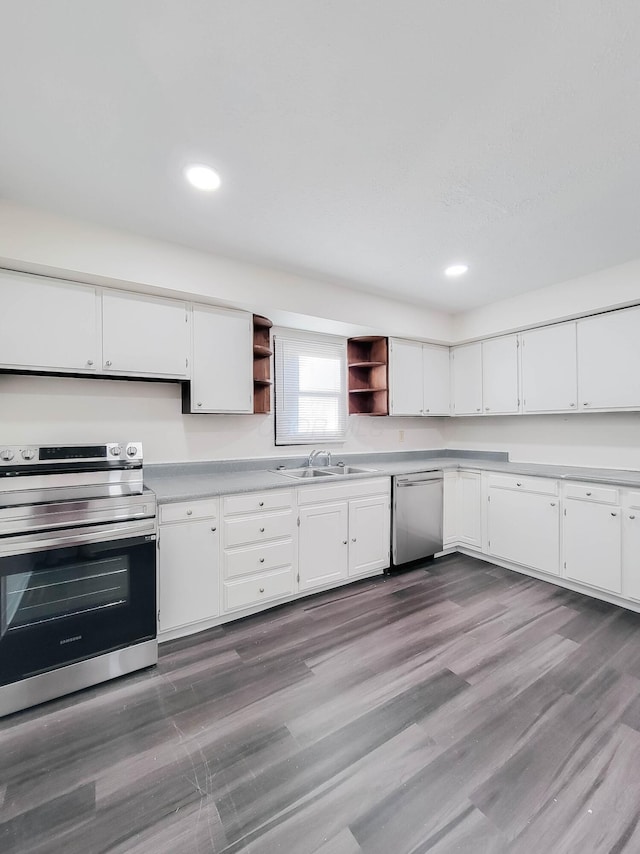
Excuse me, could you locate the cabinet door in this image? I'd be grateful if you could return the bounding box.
[298,502,348,591]
[348,495,390,577]
[0,271,99,372]
[623,509,640,601]
[102,290,189,378]
[482,335,519,414]
[521,323,577,413]
[564,500,622,593]
[487,489,560,575]
[451,342,483,416]
[457,471,482,548]
[422,344,450,415]
[578,307,640,410]
[443,472,459,546]
[159,519,219,632]
[389,338,424,415]
[190,305,253,413]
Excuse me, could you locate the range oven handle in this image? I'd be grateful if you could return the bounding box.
[0,520,156,558]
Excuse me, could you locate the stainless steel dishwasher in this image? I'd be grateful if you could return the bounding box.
[392,471,444,565]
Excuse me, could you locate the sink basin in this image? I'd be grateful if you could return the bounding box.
[323,465,378,475]
[273,467,335,479]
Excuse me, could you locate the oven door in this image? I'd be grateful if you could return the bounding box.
[0,521,156,687]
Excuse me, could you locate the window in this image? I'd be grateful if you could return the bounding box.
[274,331,348,445]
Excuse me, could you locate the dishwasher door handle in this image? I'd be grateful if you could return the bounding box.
[396,480,441,488]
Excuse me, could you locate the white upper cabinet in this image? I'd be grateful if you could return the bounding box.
[188,305,253,413]
[422,344,450,415]
[389,339,449,416]
[450,342,482,416]
[520,322,577,413]
[389,338,423,415]
[482,335,519,414]
[102,289,190,378]
[0,270,99,372]
[578,306,640,410]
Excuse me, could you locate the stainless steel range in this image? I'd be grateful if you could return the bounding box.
[0,442,157,717]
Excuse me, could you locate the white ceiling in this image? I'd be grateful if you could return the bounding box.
[1,1,640,313]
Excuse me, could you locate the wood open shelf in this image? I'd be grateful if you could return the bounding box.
[347,336,389,415]
[253,315,273,414]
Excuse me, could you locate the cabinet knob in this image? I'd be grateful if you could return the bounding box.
[105,360,112,367]
[259,557,265,563]
[259,587,265,593]
[352,537,357,542]
[259,501,264,507]
[611,512,618,517]
[87,359,94,366]
[516,482,522,487]
[211,526,217,532]
[550,502,556,506]
[630,515,636,520]
[583,402,590,407]
[476,408,481,412]
[259,527,265,533]
[586,492,592,496]
[485,407,490,411]
[425,408,430,413]
[570,403,576,407]
[342,540,348,545]
[197,402,202,407]
[186,509,193,516]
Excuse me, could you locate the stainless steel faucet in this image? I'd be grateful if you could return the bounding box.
[307,449,332,467]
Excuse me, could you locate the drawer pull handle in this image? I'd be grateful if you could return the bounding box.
[586,492,592,496]
[186,509,193,516]
[259,587,265,593]
[259,527,265,533]
[259,501,264,507]
[259,557,265,563]
[211,526,217,532]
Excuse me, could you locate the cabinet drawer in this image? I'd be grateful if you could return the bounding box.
[160,498,219,524]
[223,490,293,516]
[224,510,294,548]
[223,568,294,612]
[564,483,619,504]
[624,490,640,510]
[224,539,295,579]
[487,474,558,496]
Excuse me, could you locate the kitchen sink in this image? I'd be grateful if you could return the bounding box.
[272,465,378,479]
[322,465,378,475]
[273,467,335,479]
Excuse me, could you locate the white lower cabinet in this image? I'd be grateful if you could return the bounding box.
[563,489,622,594]
[348,495,391,577]
[623,492,640,601]
[299,502,349,591]
[298,477,391,592]
[487,478,560,575]
[158,500,220,634]
[222,489,296,613]
[443,470,482,549]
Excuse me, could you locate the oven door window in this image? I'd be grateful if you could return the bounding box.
[0,536,156,687]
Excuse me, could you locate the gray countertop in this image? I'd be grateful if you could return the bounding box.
[144,450,640,504]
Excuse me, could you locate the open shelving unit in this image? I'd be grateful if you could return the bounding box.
[252,315,273,414]
[347,336,389,415]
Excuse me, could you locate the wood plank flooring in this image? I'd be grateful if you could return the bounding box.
[3,554,640,853]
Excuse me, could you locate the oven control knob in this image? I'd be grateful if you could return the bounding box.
[0,448,14,461]
[21,448,36,461]
[110,445,123,457]
[126,445,138,457]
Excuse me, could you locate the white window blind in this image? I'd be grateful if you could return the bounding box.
[274,331,348,445]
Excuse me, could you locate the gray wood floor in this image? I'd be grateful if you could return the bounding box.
[3,554,640,853]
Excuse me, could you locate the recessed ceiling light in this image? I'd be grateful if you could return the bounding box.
[184,164,221,191]
[444,264,469,277]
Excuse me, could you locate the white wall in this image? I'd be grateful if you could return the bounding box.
[445,412,640,470]
[0,374,446,463]
[453,258,640,342]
